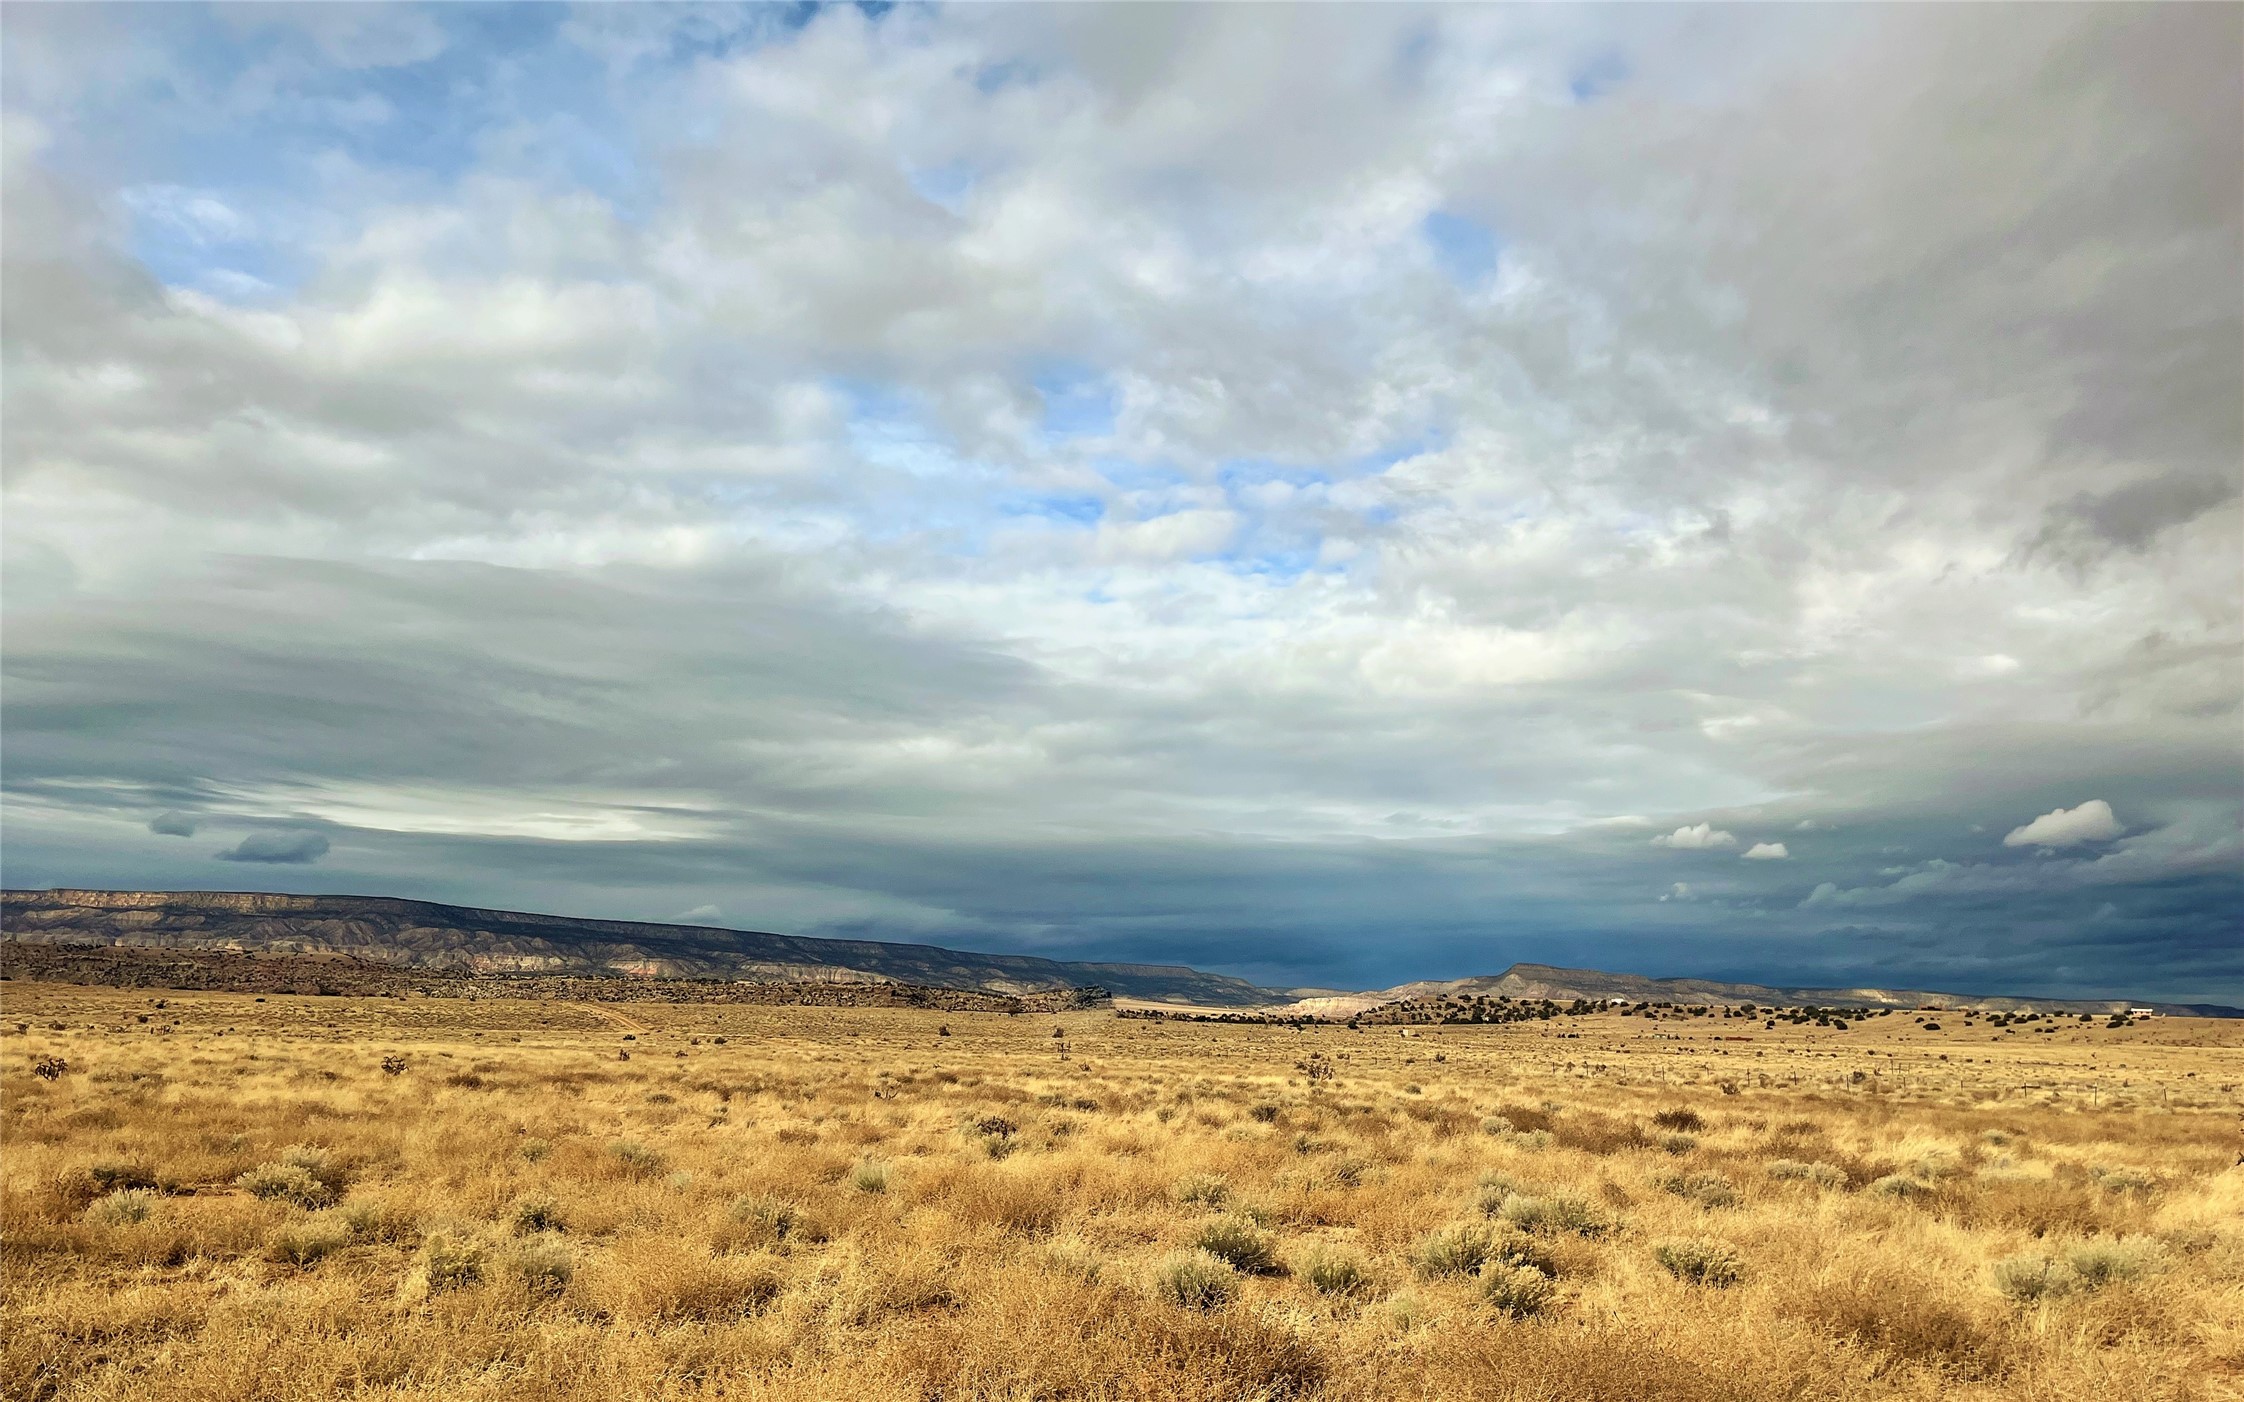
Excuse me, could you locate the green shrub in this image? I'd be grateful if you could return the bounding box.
[1413,1222,1497,1279]
[1174,1172,1230,1209]
[1654,1237,1743,1287]
[2090,1166,2156,1196]
[236,1163,337,1210]
[1193,1217,1279,1274]
[1481,1264,1557,1317]
[606,1140,663,1177]
[341,1198,419,1244]
[2067,1238,2160,1290]
[1659,1132,1699,1155]
[729,1193,801,1242]
[507,1237,573,1294]
[850,1157,892,1194]
[1869,1174,1929,1200]
[85,1188,157,1226]
[1766,1159,1847,1189]
[1154,1248,1238,1309]
[1300,1243,1370,1296]
[266,1221,350,1268]
[510,1193,565,1235]
[1661,1172,1739,1210]
[1992,1253,2069,1303]
[412,1230,485,1294]
[1498,1193,1608,1238]
[520,1138,552,1163]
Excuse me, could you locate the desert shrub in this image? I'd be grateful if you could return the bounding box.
[1487,1103,1556,1134]
[84,1188,157,1226]
[506,1237,574,1294]
[89,1161,157,1193]
[1661,1173,1739,1210]
[1870,1174,1930,1201]
[2067,1238,2161,1290]
[380,1054,407,1076]
[728,1192,801,1243]
[1040,1237,1104,1282]
[1413,1222,1498,1279]
[1660,1132,1700,1155]
[1474,1173,1534,1216]
[266,1221,350,1268]
[2090,1166,2156,1196]
[32,1054,68,1080]
[1482,1265,1557,1317]
[411,1230,485,1295]
[1767,1159,1847,1188]
[1193,1217,1279,1274]
[1913,1150,1963,1180]
[1651,1108,1706,1132]
[606,1140,663,1177]
[1498,1193,1609,1238]
[1301,1243,1370,1296]
[1553,1112,1649,1156]
[236,1163,336,1210]
[1250,1102,1281,1123]
[1326,1155,1371,1188]
[1654,1237,1743,1287]
[509,1193,565,1235]
[1174,1172,1231,1209]
[341,1197,419,1244]
[1154,1248,1238,1309]
[1790,1270,2010,1378]
[1992,1254,2070,1303]
[850,1157,893,1194]
[520,1138,552,1162]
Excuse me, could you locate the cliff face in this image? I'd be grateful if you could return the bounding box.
[0,889,1283,1007]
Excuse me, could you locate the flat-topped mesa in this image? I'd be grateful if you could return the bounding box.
[0,889,1280,1006]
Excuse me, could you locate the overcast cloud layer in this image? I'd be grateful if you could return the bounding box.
[4,3,2239,1001]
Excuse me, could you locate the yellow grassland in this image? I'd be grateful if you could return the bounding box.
[4,981,2241,1401]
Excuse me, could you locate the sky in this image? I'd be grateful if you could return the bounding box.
[3,3,2239,1002]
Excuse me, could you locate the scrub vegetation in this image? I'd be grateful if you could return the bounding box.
[5,981,2240,1401]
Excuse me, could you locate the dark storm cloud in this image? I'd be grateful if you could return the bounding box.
[148,811,197,837]
[214,831,329,864]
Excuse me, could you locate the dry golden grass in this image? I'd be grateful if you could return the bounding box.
[5,981,2241,1401]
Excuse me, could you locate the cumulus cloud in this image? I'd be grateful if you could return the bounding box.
[1653,823,1738,850]
[214,831,331,865]
[148,811,197,837]
[2003,800,2123,849]
[1741,842,1789,860]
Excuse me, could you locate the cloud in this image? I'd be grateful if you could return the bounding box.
[1653,823,1738,850]
[2003,800,2123,849]
[148,811,197,837]
[0,5,2237,1001]
[214,831,331,865]
[1741,842,1789,860]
